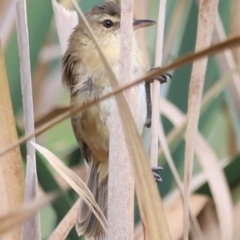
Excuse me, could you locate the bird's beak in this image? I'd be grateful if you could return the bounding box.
[133,19,156,30]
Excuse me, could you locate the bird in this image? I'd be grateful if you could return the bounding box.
[62,2,170,239]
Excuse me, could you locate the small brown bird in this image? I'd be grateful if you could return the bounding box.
[62,2,170,239]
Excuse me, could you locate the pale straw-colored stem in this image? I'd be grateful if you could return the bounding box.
[0,40,24,240]
[183,1,219,239]
[150,0,166,167]
[108,1,134,239]
[15,0,40,239]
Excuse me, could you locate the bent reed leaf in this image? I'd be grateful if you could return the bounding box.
[31,142,107,232]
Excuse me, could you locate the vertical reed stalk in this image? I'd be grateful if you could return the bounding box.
[0,41,24,240]
[15,0,40,238]
[108,1,134,239]
[183,1,219,239]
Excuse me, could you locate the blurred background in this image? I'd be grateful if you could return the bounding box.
[1,0,240,239]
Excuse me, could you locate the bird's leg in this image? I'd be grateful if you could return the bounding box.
[152,166,163,182]
[145,81,152,128]
[145,67,172,128]
[145,68,171,183]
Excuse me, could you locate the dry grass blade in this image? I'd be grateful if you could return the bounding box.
[183,1,219,239]
[0,193,57,237]
[0,40,24,240]
[160,98,233,240]
[56,165,87,190]
[70,1,171,239]
[31,142,107,231]
[1,34,240,157]
[15,0,40,237]
[48,199,80,240]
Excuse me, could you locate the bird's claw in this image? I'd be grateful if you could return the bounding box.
[144,68,172,128]
[152,166,163,183]
[149,67,172,84]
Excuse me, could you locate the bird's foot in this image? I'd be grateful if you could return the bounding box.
[148,67,172,84]
[145,68,172,128]
[152,166,163,183]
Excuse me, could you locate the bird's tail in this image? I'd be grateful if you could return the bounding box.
[76,163,108,239]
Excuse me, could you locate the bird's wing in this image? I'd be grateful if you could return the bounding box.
[71,117,91,163]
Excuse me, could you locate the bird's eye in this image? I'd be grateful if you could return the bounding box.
[103,19,114,28]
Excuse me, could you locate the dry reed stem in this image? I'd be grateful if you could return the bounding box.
[108,0,135,239]
[183,1,219,239]
[150,0,166,167]
[1,34,240,157]
[15,0,40,238]
[0,40,24,240]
